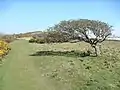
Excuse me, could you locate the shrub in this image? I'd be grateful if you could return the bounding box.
[3,39,12,43]
[36,38,46,44]
[29,38,36,43]
[0,40,11,59]
[29,30,71,44]
[0,35,16,43]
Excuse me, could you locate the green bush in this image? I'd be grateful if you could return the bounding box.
[29,38,36,43]
[36,38,46,44]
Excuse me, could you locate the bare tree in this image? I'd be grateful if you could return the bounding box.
[53,19,112,56]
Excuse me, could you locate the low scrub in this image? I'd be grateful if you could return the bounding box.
[0,35,16,43]
[29,38,36,43]
[30,50,91,57]
[0,40,11,60]
[36,38,46,44]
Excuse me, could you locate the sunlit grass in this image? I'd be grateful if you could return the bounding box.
[0,40,120,90]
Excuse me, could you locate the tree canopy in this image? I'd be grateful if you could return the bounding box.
[53,19,112,56]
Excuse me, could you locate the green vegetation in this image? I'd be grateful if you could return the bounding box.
[0,40,11,60]
[29,19,112,56]
[0,19,118,90]
[29,30,71,44]
[53,19,112,56]
[0,40,120,90]
[0,35,16,43]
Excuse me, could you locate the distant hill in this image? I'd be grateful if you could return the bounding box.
[14,31,43,38]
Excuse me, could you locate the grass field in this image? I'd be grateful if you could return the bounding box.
[0,40,120,90]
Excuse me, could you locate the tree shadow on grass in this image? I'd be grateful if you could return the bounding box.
[29,50,91,58]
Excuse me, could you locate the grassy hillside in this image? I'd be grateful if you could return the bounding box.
[0,40,120,90]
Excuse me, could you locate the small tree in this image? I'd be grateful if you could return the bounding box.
[53,19,112,56]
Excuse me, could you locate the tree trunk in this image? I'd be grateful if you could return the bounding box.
[98,43,102,55]
[92,45,101,56]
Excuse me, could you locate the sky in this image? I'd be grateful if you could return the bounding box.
[0,0,120,36]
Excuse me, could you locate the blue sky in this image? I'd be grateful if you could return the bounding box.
[0,0,120,36]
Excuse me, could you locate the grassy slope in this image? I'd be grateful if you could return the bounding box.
[31,41,120,90]
[0,40,120,90]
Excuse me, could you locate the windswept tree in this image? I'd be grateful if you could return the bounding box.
[53,19,112,56]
